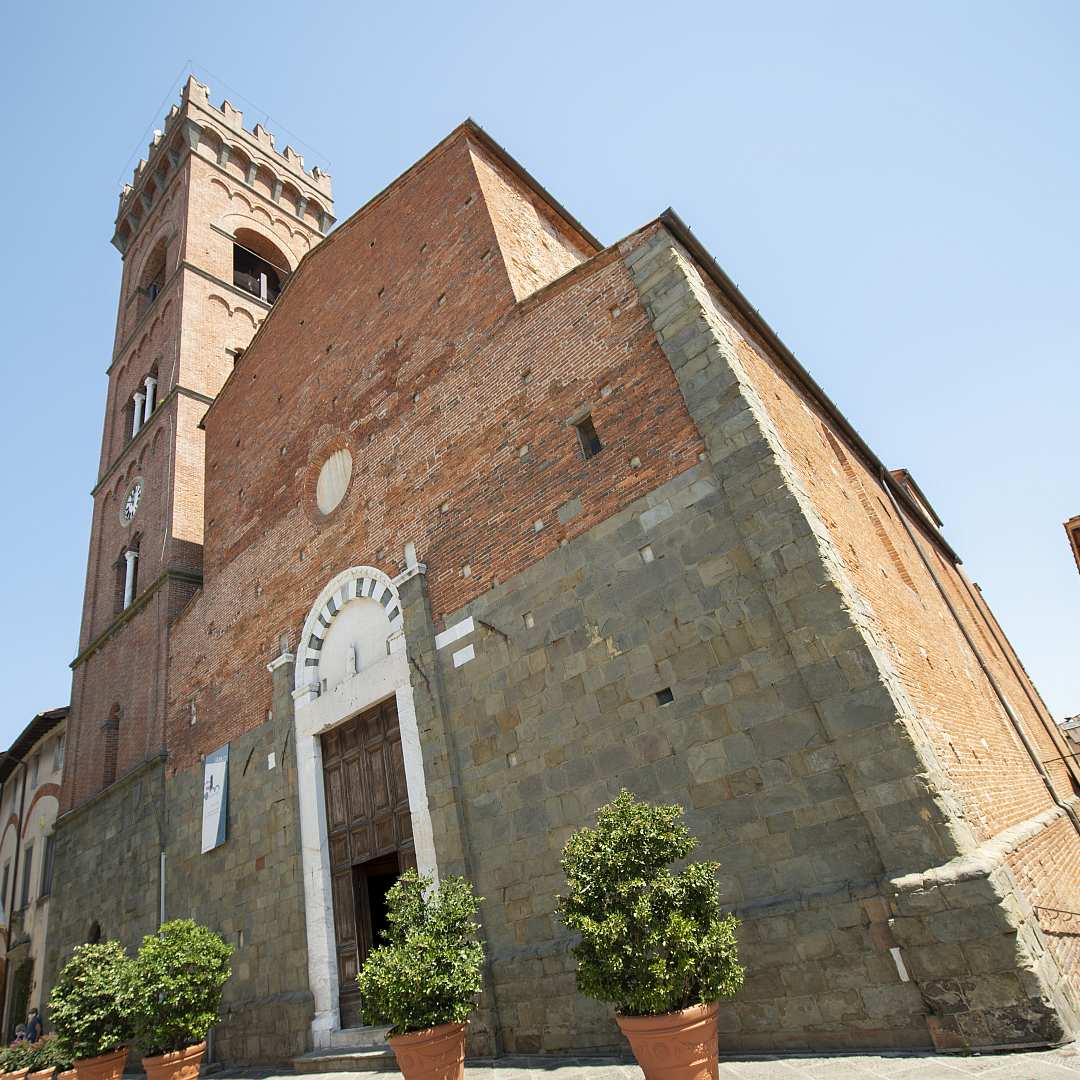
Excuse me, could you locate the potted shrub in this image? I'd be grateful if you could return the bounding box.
[48,942,135,1080]
[131,920,233,1080]
[0,1039,34,1079]
[356,870,484,1080]
[26,1035,72,1080]
[556,790,744,1080]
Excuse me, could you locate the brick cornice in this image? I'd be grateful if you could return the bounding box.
[181,260,275,312]
[70,568,202,670]
[109,261,272,373]
[92,384,214,496]
[118,135,329,257]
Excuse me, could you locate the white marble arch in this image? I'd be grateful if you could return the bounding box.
[291,565,438,1046]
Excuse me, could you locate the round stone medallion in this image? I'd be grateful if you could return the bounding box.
[315,448,353,515]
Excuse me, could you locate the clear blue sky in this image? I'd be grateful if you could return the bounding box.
[0,1,1076,747]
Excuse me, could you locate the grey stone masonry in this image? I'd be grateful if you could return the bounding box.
[624,227,1078,1051]
[411,226,1078,1055]
[399,571,501,1058]
[164,659,313,1063]
[44,757,165,995]
[43,662,312,1065]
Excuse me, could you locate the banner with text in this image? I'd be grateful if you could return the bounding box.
[201,743,229,853]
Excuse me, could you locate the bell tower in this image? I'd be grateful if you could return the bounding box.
[63,77,334,810]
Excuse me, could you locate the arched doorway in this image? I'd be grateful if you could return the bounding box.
[292,566,437,1044]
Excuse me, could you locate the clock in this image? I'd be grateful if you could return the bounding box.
[121,479,143,524]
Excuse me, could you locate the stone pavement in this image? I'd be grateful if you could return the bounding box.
[221,1042,1080,1080]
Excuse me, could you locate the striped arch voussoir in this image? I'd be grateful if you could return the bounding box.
[294,566,403,690]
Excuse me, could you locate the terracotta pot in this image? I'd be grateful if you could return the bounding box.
[7,1069,29,1080]
[57,1071,76,1080]
[142,1041,205,1080]
[72,1048,126,1080]
[616,1001,720,1080]
[388,1022,466,1080]
[29,1069,55,1080]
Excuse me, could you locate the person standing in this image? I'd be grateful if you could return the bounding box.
[25,1009,42,1043]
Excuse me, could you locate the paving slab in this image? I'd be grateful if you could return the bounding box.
[217,1042,1080,1080]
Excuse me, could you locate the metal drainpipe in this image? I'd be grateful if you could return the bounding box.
[879,468,1080,838]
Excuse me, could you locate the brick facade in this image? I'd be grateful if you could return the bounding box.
[45,82,1080,1063]
[61,76,332,812]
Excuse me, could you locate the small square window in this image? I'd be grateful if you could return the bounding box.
[575,415,602,459]
[656,687,674,706]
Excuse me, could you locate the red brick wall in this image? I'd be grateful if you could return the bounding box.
[1008,812,1080,988]
[693,269,1079,994]
[469,142,590,300]
[167,133,704,771]
[79,399,177,648]
[724,315,1075,839]
[65,110,328,811]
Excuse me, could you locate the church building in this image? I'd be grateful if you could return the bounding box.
[44,77,1080,1063]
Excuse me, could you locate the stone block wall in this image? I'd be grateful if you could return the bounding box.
[417,459,932,1051]
[44,760,164,994]
[44,674,311,1065]
[163,675,311,1064]
[408,224,1079,1053]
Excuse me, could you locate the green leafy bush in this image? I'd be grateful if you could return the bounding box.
[48,942,136,1061]
[15,1035,72,1075]
[556,790,744,1017]
[356,870,484,1035]
[131,920,234,1057]
[0,1039,34,1073]
[33,1035,73,1072]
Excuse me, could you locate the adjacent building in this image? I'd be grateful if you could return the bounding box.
[43,78,1080,1062]
[1066,515,1080,575]
[0,708,66,1040]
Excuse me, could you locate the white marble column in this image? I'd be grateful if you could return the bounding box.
[123,549,139,608]
[132,392,145,438]
[143,376,157,422]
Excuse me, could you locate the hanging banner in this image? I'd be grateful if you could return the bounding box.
[201,743,229,853]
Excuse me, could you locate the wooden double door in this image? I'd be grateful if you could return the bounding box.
[322,697,416,1029]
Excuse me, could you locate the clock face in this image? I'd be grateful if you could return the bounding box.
[121,480,142,524]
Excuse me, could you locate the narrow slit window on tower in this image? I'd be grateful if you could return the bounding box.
[574,414,603,459]
[103,706,121,787]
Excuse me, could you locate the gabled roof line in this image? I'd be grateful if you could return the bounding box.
[202,119,601,430]
[656,207,960,564]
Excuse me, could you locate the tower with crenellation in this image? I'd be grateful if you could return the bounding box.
[62,76,334,811]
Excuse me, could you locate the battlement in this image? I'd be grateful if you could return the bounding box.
[113,76,333,254]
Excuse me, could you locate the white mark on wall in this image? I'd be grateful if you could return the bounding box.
[435,616,475,651]
[890,947,910,982]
